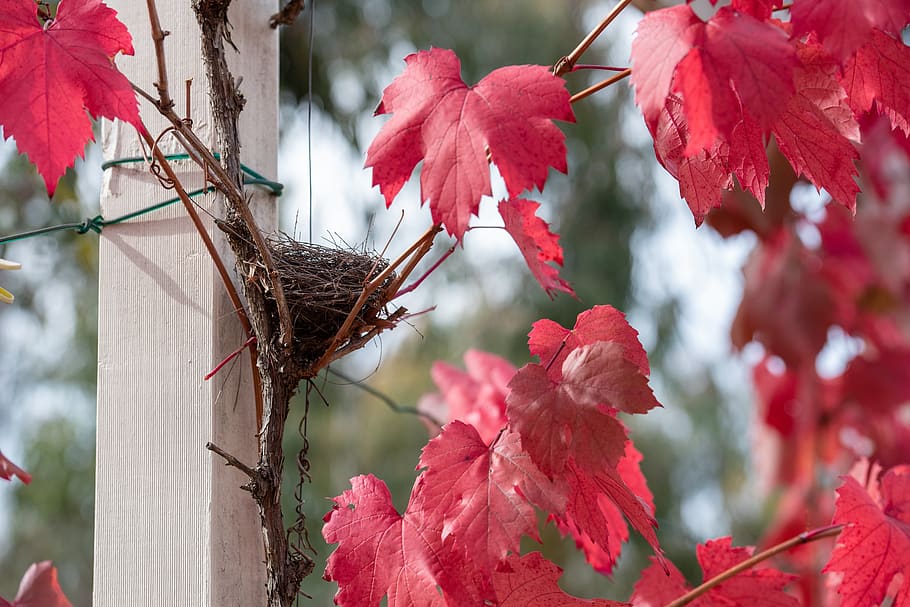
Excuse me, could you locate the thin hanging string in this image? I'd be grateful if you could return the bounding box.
[0,154,282,246]
[307,0,315,243]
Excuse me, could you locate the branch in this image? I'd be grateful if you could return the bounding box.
[663,525,843,607]
[554,0,633,76]
[570,68,631,104]
[206,441,256,480]
[136,124,265,423]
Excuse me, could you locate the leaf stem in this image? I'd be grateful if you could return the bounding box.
[663,525,843,607]
[571,64,629,72]
[554,0,633,76]
[570,68,631,104]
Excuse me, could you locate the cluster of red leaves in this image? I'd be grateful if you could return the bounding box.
[0,562,72,607]
[323,306,662,605]
[630,0,910,224]
[0,0,141,195]
[366,47,576,297]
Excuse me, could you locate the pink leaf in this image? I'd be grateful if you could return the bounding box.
[494,553,629,607]
[0,450,30,484]
[841,30,910,136]
[632,537,799,607]
[366,48,574,241]
[824,464,910,607]
[2,562,73,607]
[322,474,478,606]
[791,0,910,61]
[773,41,861,211]
[0,0,141,195]
[418,423,560,587]
[499,198,574,298]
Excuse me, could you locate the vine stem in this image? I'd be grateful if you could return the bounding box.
[663,525,843,607]
[144,0,295,352]
[554,0,633,76]
[570,68,631,104]
[136,125,265,423]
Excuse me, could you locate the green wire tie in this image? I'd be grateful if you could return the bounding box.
[0,153,283,246]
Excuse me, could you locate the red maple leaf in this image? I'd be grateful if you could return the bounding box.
[0,562,73,607]
[841,30,910,136]
[528,305,650,382]
[772,40,860,211]
[417,423,560,588]
[506,341,659,477]
[0,0,141,195]
[824,462,910,607]
[631,5,795,154]
[322,474,479,606]
[0,450,30,484]
[791,0,910,61]
[632,537,799,607]
[552,442,660,575]
[418,349,514,444]
[499,198,574,298]
[365,48,574,241]
[493,552,628,607]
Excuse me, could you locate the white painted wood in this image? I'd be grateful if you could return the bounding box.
[94,2,277,604]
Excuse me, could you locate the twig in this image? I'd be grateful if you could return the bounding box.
[145,0,174,112]
[206,441,257,480]
[206,336,257,381]
[393,244,455,299]
[553,0,633,76]
[146,0,295,351]
[269,0,305,28]
[136,125,265,424]
[570,68,631,104]
[327,368,444,426]
[664,525,843,607]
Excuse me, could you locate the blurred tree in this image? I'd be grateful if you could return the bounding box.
[0,157,98,605]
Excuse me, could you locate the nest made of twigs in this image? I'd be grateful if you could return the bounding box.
[265,234,399,370]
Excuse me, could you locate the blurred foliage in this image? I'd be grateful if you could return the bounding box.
[0,158,98,605]
[0,1,760,605]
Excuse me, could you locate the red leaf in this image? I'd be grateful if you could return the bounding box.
[499,198,574,298]
[506,340,659,478]
[418,423,560,585]
[791,0,910,61]
[841,30,910,136]
[731,0,781,20]
[651,96,734,222]
[494,553,628,607]
[631,5,703,136]
[418,349,513,444]
[552,443,660,575]
[0,0,141,195]
[633,5,795,153]
[632,537,799,607]
[824,463,910,607]
[773,41,860,211]
[1,562,73,607]
[528,305,650,381]
[322,474,478,606]
[366,48,574,241]
[0,450,30,484]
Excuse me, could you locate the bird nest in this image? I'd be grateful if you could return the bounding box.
[266,234,402,373]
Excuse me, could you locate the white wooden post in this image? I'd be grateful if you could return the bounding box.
[94,2,276,604]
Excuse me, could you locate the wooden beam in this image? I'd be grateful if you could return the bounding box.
[94,2,277,604]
